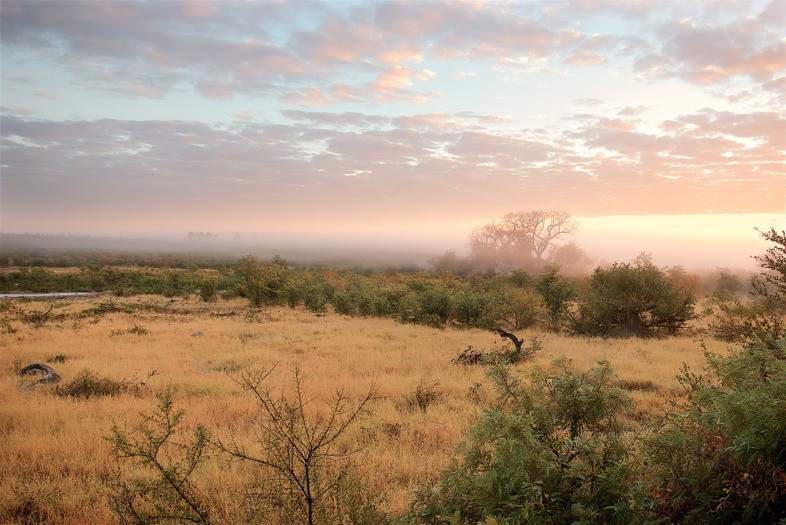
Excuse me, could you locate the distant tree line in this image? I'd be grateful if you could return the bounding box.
[0,250,737,339]
[1,216,778,340]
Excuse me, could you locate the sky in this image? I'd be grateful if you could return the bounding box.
[1,0,784,269]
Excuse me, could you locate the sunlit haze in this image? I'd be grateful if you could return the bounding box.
[1,1,784,270]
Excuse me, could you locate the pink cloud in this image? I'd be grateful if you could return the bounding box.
[377,43,424,64]
[368,66,436,101]
[563,50,606,66]
[330,84,363,103]
[370,66,418,91]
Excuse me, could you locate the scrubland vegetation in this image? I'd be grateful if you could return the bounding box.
[1,227,784,524]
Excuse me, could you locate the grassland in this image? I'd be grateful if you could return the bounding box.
[1,294,729,524]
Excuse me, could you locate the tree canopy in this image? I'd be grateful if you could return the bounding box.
[469,211,577,273]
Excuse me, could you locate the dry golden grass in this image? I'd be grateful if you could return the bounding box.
[0,295,729,523]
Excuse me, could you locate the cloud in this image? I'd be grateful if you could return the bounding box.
[635,1,785,85]
[7,96,780,234]
[1,1,783,236]
[3,0,782,107]
[368,66,436,100]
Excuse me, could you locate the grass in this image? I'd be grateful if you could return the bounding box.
[0,294,729,524]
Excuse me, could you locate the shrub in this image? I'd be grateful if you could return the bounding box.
[709,228,786,343]
[108,388,213,524]
[236,255,288,307]
[401,379,443,413]
[197,273,219,302]
[485,337,542,365]
[572,260,696,337]
[408,360,650,524]
[57,369,140,399]
[644,338,786,524]
[450,286,487,327]
[110,324,149,336]
[707,295,783,342]
[452,346,484,366]
[489,287,545,330]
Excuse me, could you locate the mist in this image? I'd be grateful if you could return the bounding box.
[1,216,777,272]
[0,232,460,270]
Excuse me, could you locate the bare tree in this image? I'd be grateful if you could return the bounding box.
[219,367,378,525]
[469,211,577,272]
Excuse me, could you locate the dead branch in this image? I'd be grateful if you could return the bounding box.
[34,304,54,329]
[491,327,524,354]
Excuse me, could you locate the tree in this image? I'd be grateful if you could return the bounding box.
[429,251,472,275]
[469,211,577,273]
[571,258,696,337]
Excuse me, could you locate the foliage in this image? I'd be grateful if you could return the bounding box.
[707,295,784,342]
[449,284,490,327]
[712,269,746,299]
[545,241,594,276]
[108,388,213,524]
[452,346,484,366]
[490,287,545,330]
[534,266,579,331]
[111,324,150,336]
[407,360,650,524]
[197,271,219,302]
[236,255,289,308]
[2,244,719,340]
[398,278,452,327]
[708,228,786,342]
[452,337,541,367]
[219,367,380,525]
[571,260,696,337]
[644,337,786,524]
[753,228,786,303]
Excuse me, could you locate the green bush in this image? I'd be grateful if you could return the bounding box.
[571,261,696,337]
[408,360,650,524]
[644,337,786,524]
[535,266,578,331]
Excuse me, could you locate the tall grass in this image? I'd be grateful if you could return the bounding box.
[0,295,726,523]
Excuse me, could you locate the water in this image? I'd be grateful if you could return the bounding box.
[0,292,100,298]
